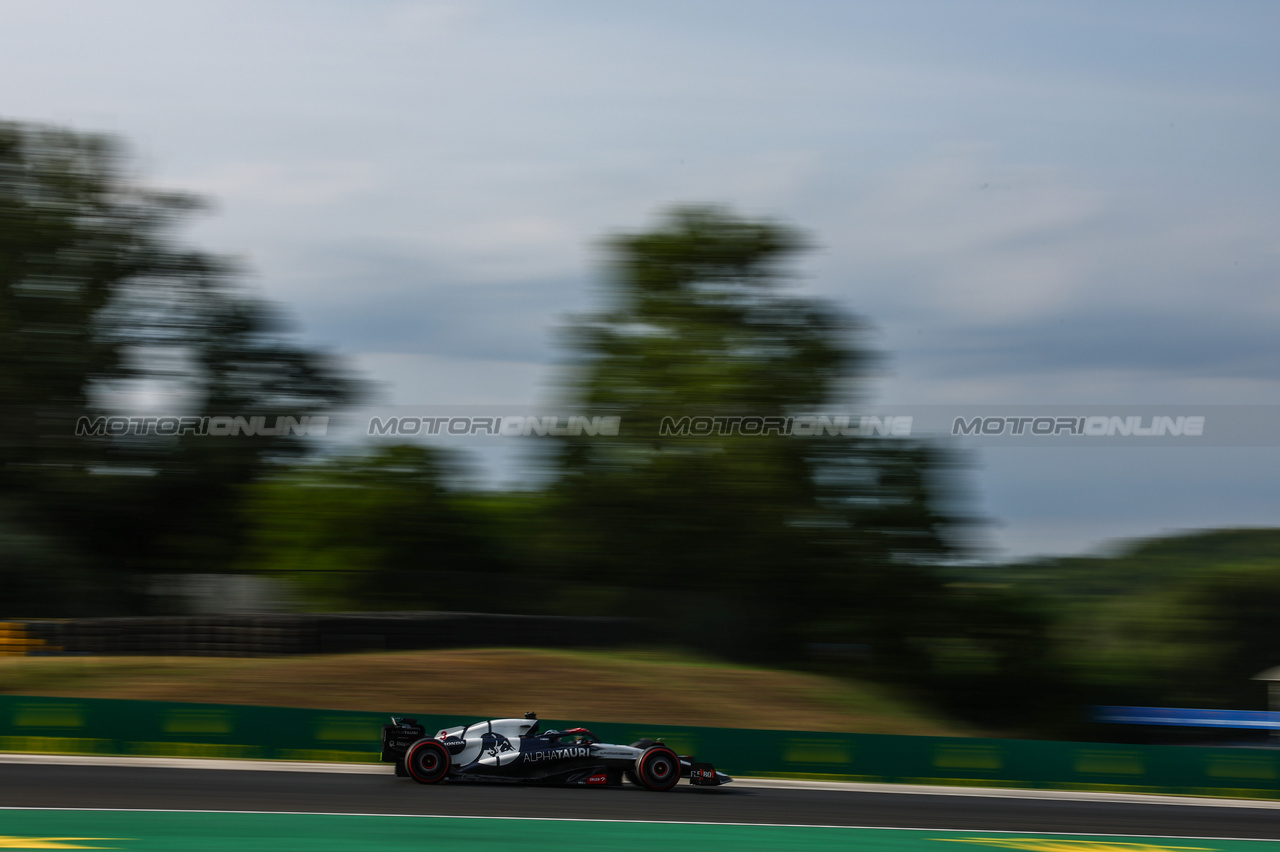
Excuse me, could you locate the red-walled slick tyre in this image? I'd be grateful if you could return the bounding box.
[635,745,680,791]
[404,738,451,784]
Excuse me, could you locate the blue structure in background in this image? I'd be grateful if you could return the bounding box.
[1095,706,1280,730]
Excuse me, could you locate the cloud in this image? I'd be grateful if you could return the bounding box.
[350,351,547,406]
[804,150,1280,407]
[825,152,1107,324]
[177,161,380,207]
[972,446,1280,559]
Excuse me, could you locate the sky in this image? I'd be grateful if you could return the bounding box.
[3,0,1279,559]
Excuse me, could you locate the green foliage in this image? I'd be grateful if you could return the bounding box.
[986,528,1280,714]
[0,120,360,609]
[239,445,530,610]
[0,503,102,617]
[547,206,968,661]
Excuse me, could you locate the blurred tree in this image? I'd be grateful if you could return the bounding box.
[0,121,360,613]
[547,206,967,661]
[238,445,529,610]
[991,529,1280,718]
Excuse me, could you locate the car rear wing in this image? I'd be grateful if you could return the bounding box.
[381,716,426,764]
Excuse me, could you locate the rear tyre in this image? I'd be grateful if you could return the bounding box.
[405,738,451,784]
[627,738,655,784]
[635,745,680,791]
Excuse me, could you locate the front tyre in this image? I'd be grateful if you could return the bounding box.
[635,745,680,791]
[405,738,451,784]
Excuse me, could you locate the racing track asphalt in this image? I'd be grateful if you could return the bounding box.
[2,762,1279,839]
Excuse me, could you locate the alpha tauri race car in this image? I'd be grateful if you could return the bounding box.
[381,713,731,790]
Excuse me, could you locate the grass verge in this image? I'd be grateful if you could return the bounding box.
[0,647,970,736]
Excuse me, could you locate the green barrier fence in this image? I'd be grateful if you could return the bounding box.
[1,695,1277,798]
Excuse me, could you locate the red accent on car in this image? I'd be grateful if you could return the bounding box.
[586,773,608,785]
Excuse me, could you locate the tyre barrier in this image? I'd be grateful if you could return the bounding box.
[1,613,638,658]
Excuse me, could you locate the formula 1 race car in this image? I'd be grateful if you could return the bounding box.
[381,713,731,790]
